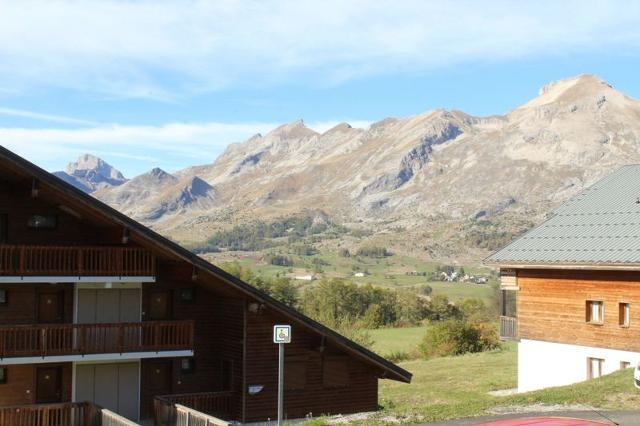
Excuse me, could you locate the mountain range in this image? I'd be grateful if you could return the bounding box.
[57,74,640,263]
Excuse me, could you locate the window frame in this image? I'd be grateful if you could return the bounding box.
[620,361,631,370]
[619,302,630,328]
[587,357,604,379]
[0,289,7,306]
[180,358,195,374]
[586,300,604,325]
[0,367,6,384]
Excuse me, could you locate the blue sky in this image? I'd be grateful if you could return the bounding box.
[1,0,640,177]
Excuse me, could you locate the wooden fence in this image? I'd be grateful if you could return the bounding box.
[499,315,518,340]
[153,392,234,426]
[0,402,143,426]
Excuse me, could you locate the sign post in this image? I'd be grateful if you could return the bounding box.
[273,324,291,426]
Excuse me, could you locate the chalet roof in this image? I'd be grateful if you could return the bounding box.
[0,145,411,383]
[486,165,640,268]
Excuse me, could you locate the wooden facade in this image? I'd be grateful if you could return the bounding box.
[0,146,410,423]
[515,269,640,350]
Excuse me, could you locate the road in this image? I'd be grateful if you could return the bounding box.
[419,411,640,426]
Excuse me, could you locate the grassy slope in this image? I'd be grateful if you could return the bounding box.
[368,326,425,356]
[229,252,496,302]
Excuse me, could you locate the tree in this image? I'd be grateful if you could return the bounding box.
[419,319,499,358]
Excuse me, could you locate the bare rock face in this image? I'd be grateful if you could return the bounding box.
[54,154,127,192]
[90,74,640,259]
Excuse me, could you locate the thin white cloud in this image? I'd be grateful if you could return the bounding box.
[0,107,98,125]
[0,0,638,97]
[0,119,371,175]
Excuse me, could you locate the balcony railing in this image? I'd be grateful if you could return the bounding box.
[0,320,194,359]
[153,392,234,426]
[0,402,100,426]
[0,402,141,426]
[0,245,156,277]
[499,315,518,340]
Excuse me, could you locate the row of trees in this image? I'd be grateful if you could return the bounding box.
[222,262,500,358]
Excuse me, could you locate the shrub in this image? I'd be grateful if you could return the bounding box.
[356,246,390,258]
[338,248,351,257]
[419,319,500,358]
[266,254,293,266]
[384,350,411,363]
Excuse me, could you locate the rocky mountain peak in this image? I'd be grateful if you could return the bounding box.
[54,153,126,193]
[267,119,317,140]
[66,154,125,181]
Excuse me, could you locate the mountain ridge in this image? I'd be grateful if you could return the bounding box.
[76,74,640,262]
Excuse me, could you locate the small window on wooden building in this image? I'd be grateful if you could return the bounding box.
[586,301,603,324]
[221,359,233,391]
[285,358,307,390]
[0,367,6,384]
[27,214,57,230]
[620,361,631,370]
[619,303,630,327]
[0,289,7,305]
[179,288,195,303]
[323,356,350,388]
[180,358,195,374]
[587,357,604,379]
[0,214,7,243]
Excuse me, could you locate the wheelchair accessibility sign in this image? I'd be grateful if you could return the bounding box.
[273,325,291,344]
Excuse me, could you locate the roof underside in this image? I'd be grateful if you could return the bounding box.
[486,165,640,266]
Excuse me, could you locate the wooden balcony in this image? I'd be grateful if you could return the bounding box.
[0,402,140,426]
[0,244,156,279]
[153,392,234,426]
[0,320,194,359]
[500,315,518,340]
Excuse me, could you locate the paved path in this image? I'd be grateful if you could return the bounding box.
[419,411,640,426]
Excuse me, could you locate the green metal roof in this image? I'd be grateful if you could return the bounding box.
[485,165,640,267]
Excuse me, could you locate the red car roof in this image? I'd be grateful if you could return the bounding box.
[473,417,610,426]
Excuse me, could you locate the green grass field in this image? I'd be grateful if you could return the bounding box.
[368,326,425,357]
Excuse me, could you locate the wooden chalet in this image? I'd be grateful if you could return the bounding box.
[0,146,411,424]
[486,166,640,392]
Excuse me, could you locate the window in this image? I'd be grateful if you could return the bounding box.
[621,361,631,370]
[587,357,604,379]
[179,288,195,303]
[619,303,630,327]
[0,289,6,305]
[323,356,350,388]
[586,301,604,324]
[0,214,7,243]
[27,215,57,230]
[180,358,195,374]
[0,367,6,384]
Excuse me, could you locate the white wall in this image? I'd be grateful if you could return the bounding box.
[518,339,639,392]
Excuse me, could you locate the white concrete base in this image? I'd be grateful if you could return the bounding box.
[518,339,639,392]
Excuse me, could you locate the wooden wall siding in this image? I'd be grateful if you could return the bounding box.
[140,271,244,420]
[518,269,640,350]
[0,181,123,247]
[244,309,378,423]
[0,363,72,407]
[0,283,74,324]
